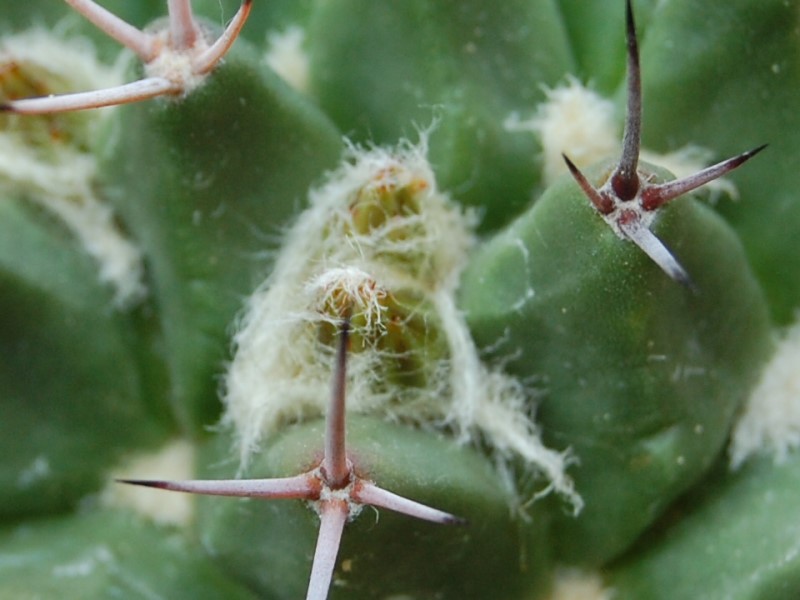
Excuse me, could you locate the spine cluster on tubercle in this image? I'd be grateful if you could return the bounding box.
[222,136,581,510]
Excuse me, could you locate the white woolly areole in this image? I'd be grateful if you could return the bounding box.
[223,139,579,508]
[507,76,738,199]
[546,569,613,600]
[307,266,389,331]
[730,322,800,468]
[0,29,146,307]
[264,26,310,93]
[0,28,123,97]
[505,76,618,188]
[145,45,205,93]
[101,440,196,526]
[141,19,222,94]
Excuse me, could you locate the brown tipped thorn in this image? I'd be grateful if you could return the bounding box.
[193,0,253,74]
[641,144,768,210]
[117,474,319,499]
[117,293,462,600]
[3,78,177,114]
[563,154,614,214]
[10,0,251,114]
[168,0,200,50]
[65,0,156,60]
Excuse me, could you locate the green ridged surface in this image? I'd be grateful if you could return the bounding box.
[99,41,343,433]
[459,163,774,564]
[0,509,258,599]
[308,0,574,231]
[0,0,798,597]
[609,454,800,599]
[0,199,169,519]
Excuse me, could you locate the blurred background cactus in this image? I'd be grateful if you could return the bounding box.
[1,1,799,598]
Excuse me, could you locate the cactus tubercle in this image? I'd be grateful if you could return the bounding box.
[562,0,764,287]
[121,315,462,600]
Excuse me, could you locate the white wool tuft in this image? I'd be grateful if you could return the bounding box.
[306,266,388,331]
[505,76,618,187]
[101,440,196,526]
[546,569,614,600]
[730,322,800,468]
[0,29,146,307]
[223,138,578,507]
[507,76,739,199]
[264,26,310,93]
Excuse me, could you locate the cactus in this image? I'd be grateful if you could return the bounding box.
[1,1,799,598]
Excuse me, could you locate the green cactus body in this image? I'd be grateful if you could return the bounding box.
[2,0,800,598]
[610,454,800,599]
[307,0,575,231]
[636,0,800,324]
[458,162,774,564]
[0,509,258,598]
[0,198,168,518]
[98,40,342,432]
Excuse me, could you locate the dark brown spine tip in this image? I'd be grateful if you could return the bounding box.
[562,153,580,178]
[445,515,469,526]
[618,0,642,188]
[0,104,14,112]
[115,478,167,489]
[738,143,768,164]
[563,153,615,215]
[625,0,638,59]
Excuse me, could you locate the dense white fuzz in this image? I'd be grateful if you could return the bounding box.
[264,26,310,93]
[309,267,385,320]
[547,569,613,600]
[0,30,145,306]
[142,42,204,93]
[223,138,471,466]
[101,440,196,525]
[505,77,618,188]
[509,77,738,199]
[433,288,581,511]
[730,323,800,467]
[223,138,577,506]
[0,28,123,94]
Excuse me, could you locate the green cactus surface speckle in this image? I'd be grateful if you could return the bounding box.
[1,1,799,599]
[458,161,774,565]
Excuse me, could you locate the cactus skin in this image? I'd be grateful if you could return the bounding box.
[307,0,575,231]
[196,417,551,600]
[0,509,258,598]
[637,0,800,324]
[98,40,342,432]
[458,162,774,564]
[2,1,800,599]
[0,198,169,519]
[609,454,800,599]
